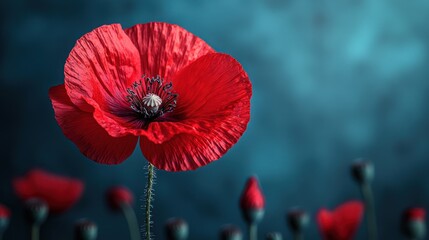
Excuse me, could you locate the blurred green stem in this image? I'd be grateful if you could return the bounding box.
[293,232,303,240]
[249,223,257,240]
[120,203,141,240]
[145,163,155,240]
[361,183,378,240]
[31,224,39,240]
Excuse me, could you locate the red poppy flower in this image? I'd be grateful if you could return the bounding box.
[49,22,252,172]
[403,208,426,221]
[317,201,364,240]
[0,204,10,219]
[13,169,84,213]
[240,176,265,210]
[106,186,134,210]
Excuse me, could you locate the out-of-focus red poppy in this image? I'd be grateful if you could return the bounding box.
[106,186,134,210]
[13,169,84,213]
[240,176,265,210]
[317,201,364,240]
[403,208,426,221]
[49,22,252,172]
[0,204,10,218]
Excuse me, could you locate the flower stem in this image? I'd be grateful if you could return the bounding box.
[249,223,257,240]
[31,224,39,240]
[293,232,303,240]
[120,203,141,240]
[145,163,155,240]
[360,183,378,240]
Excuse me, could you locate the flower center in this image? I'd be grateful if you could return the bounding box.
[126,76,177,122]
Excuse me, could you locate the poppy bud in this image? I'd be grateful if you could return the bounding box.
[219,225,243,240]
[106,186,134,210]
[25,198,48,225]
[401,208,426,239]
[165,218,189,240]
[287,208,309,234]
[266,232,282,240]
[0,204,10,233]
[351,159,374,184]
[240,176,265,224]
[74,219,98,240]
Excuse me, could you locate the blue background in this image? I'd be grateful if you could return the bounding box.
[1,0,429,239]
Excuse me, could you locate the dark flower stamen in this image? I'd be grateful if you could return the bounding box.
[126,76,178,123]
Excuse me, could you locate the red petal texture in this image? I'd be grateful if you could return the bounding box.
[317,201,364,240]
[0,204,10,218]
[124,22,214,80]
[65,24,141,112]
[13,169,84,213]
[139,53,251,171]
[403,208,426,221]
[106,186,134,210]
[49,85,138,164]
[240,176,265,210]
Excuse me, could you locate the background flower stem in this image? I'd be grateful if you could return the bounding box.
[293,232,303,240]
[360,183,378,240]
[31,224,39,240]
[249,223,257,240]
[120,203,141,240]
[145,163,155,240]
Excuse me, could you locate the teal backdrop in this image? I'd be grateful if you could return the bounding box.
[1,0,429,239]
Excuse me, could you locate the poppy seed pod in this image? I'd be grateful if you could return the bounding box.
[401,208,426,239]
[25,198,48,225]
[351,160,374,184]
[106,186,134,210]
[74,219,98,240]
[220,225,243,240]
[240,176,265,224]
[0,204,10,232]
[266,232,282,240]
[287,208,309,233]
[165,218,189,240]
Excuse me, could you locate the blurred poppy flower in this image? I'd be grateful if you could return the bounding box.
[240,176,265,210]
[0,204,10,219]
[0,204,10,233]
[49,22,252,171]
[240,176,265,225]
[106,186,134,210]
[401,207,426,239]
[13,169,84,213]
[317,201,364,240]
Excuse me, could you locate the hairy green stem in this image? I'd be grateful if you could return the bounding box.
[31,224,39,240]
[145,164,155,240]
[361,183,378,240]
[120,203,141,240]
[249,223,257,240]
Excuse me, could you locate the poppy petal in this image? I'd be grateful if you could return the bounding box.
[49,84,138,164]
[317,209,334,240]
[333,201,364,239]
[317,201,364,240]
[65,24,141,111]
[124,22,214,79]
[13,169,84,213]
[139,53,251,171]
[170,53,252,122]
